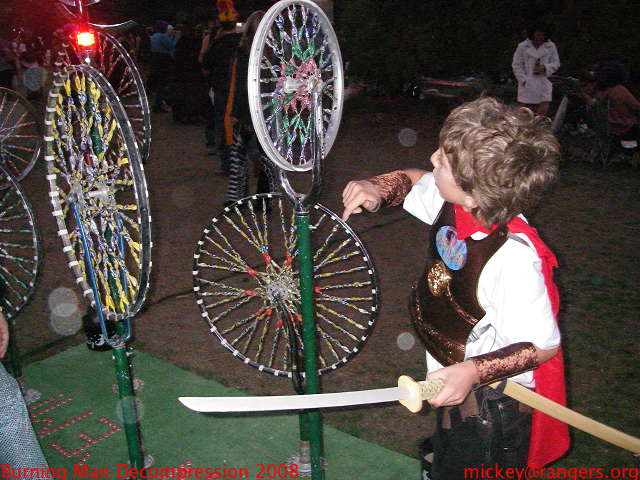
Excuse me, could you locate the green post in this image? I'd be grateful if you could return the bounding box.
[295,213,324,480]
[112,322,145,469]
[72,202,145,469]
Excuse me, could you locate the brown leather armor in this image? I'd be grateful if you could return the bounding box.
[410,203,508,366]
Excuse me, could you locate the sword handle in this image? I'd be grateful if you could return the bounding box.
[398,376,445,413]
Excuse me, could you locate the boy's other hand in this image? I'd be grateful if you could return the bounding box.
[426,360,479,408]
[341,180,382,222]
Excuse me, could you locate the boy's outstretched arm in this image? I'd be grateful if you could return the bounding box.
[341,168,427,221]
[426,345,558,408]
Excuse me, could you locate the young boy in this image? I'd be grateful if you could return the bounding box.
[341,97,569,477]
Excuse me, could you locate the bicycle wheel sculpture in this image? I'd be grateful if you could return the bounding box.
[248,0,344,172]
[44,65,151,321]
[56,32,151,162]
[0,164,41,319]
[0,88,43,186]
[193,194,378,377]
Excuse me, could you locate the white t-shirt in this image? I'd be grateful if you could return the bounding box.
[403,173,560,387]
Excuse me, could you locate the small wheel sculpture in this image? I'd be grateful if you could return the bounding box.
[0,88,43,186]
[55,31,151,162]
[0,164,41,319]
[44,65,151,321]
[193,194,379,377]
[248,0,344,172]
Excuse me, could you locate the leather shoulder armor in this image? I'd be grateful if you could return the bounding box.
[410,203,508,365]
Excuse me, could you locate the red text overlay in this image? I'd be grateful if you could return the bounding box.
[1,464,300,480]
[464,465,640,480]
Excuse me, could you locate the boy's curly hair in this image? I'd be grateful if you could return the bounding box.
[439,97,559,227]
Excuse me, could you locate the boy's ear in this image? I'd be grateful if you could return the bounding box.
[462,194,477,211]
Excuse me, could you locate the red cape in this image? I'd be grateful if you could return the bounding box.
[454,205,570,467]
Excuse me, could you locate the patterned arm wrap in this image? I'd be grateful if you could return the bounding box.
[366,171,413,208]
[470,342,538,386]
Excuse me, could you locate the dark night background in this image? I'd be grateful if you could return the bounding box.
[0,0,278,37]
[2,0,640,93]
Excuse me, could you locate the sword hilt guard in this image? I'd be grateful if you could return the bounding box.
[398,376,445,413]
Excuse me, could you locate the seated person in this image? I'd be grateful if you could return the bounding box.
[584,61,640,164]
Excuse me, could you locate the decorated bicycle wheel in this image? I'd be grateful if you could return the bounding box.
[56,31,151,162]
[44,65,151,321]
[0,88,42,186]
[248,0,344,172]
[193,193,378,377]
[0,164,41,319]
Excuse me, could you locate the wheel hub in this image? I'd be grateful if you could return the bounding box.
[264,271,299,305]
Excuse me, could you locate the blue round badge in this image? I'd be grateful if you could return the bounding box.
[435,226,467,270]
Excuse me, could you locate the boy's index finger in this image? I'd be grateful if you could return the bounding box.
[341,206,354,222]
[341,181,359,221]
[341,204,362,222]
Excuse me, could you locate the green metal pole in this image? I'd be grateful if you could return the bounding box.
[295,213,324,480]
[112,322,144,469]
[72,201,145,468]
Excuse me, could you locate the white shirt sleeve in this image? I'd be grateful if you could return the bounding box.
[512,42,528,84]
[475,234,561,352]
[402,172,445,225]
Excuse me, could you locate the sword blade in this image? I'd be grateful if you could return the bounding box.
[179,386,409,413]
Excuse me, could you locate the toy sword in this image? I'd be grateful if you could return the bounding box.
[180,375,640,455]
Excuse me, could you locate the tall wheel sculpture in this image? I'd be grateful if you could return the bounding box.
[191,2,355,479]
[194,193,378,378]
[55,31,151,163]
[0,88,43,186]
[44,64,151,468]
[0,164,42,401]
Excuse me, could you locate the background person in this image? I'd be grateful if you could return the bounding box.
[512,25,560,116]
[591,61,640,165]
[171,24,208,124]
[148,20,180,113]
[223,11,276,205]
[201,17,240,173]
[199,18,221,155]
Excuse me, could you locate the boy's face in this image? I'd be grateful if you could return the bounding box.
[430,148,477,211]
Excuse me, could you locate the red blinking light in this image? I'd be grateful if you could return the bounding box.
[76,30,96,48]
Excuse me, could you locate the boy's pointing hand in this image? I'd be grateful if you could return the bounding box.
[341,180,383,222]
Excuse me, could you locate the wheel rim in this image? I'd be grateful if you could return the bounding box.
[0,164,41,319]
[56,32,151,163]
[248,0,343,172]
[44,65,152,321]
[0,88,42,187]
[193,194,378,377]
